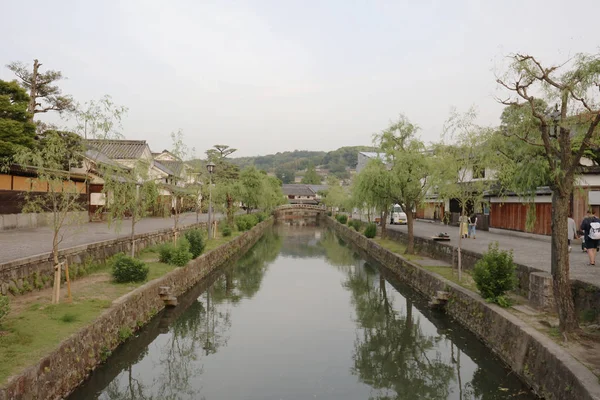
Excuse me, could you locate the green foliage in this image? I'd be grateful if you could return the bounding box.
[275,167,295,184]
[235,214,259,231]
[239,166,263,211]
[171,239,193,267]
[256,212,268,222]
[364,223,377,238]
[301,163,321,184]
[222,225,232,237]
[158,242,176,263]
[348,219,363,232]
[227,146,377,179]
[472,242,516,302]
[323,175,349,212]
[118,326,133,342]
[327,211,332,216]
[0,79,36,159]
[352,158,395,216]
[111,253,149,283]
[184,229,206,259]
[0,295,9,325]
[7,60,74,118]
[60,313,78,323]
[336,214,348,224]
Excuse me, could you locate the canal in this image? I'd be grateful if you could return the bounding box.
[69,226,537,399]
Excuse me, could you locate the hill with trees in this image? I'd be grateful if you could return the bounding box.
[228,146,378,180]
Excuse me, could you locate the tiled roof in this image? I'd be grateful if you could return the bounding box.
[153,160,176,176]
[158,160,184,176]
[85,140,148,160]
[84,148,128,170]
[282,184,316,196]
[359,152,384,159]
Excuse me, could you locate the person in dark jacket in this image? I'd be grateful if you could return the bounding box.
[581,210,600,265]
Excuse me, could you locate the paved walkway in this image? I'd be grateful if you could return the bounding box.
[0,213,217,264]
[386,221,600,288]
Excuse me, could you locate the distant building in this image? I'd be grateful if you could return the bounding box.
[282,184,318,205]
[356,152,385,174]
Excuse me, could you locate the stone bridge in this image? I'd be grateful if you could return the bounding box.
[273,204,326,225]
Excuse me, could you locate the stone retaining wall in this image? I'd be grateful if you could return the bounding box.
[0,223,207,296]
[328,218,600,400]
[0,219,272,400]
[384,227,600,320]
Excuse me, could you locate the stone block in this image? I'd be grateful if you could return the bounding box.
[2,214,18,230]
[17,214,32,229]
[528,272,555,311]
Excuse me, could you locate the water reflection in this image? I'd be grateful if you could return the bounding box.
[70,228,535,400]
[70,231,281,400]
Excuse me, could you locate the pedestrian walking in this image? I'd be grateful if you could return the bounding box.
[568,214,578,252]
[460,214,469,239]
[468,214,477,239]
[581,210,592,252]
[581,210,600,265]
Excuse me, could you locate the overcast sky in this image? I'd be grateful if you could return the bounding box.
[1,0,598,157]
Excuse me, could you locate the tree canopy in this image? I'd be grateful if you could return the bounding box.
[0,79,36,159]
[7,59,74,120]
[301,163,321,184]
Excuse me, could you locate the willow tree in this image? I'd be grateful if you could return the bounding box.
[496,53,600,334]
[13,131,86,303]
[375,115,434,254]
[101,161,159,257]
[352,159,396,238]
[435,109,497,281]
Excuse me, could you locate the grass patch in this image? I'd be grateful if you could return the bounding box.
[0,228,245,385]
[0,299,110,384]
[422,265,479,293]
[146,261,178,281]
[373,238,422,261]
[205,231,241,252]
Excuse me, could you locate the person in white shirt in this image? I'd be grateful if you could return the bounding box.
[568,214,578,253]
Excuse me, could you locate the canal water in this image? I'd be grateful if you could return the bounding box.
[69,226,537,400]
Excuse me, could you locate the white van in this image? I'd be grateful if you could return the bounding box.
[390,204,407,225]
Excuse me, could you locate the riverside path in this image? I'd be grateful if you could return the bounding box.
[387,220,600,288]
[0,212,216,264]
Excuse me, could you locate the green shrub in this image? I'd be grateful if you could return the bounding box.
[235,214,259,231]
[60,313,78,323]
[336,214,348,224]
[472,242,516,304]
[118,326,133,341]
[348,220,363,232]
[158,243,176,264]
[0,295,9,325]
[222,226,232,237]
[111,253,149,283]
[171,239,193,267]
[256,212,268,222]
[364,223,377,238]
[184,229,206,259]
[327,211,332,217]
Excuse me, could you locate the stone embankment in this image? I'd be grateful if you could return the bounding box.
[0,219,272,400]
[0,223,207,296]
[326,217,600,400]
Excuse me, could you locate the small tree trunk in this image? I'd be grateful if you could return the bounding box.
[52,229,60,304]
[406,208,415,254]
[130,215,136,257]
[381,209,388,238]
[27,59,39,121]
[551,191,579,333]
[457,206,464,282]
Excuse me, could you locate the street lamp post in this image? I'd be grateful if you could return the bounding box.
[207,162,215,239]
